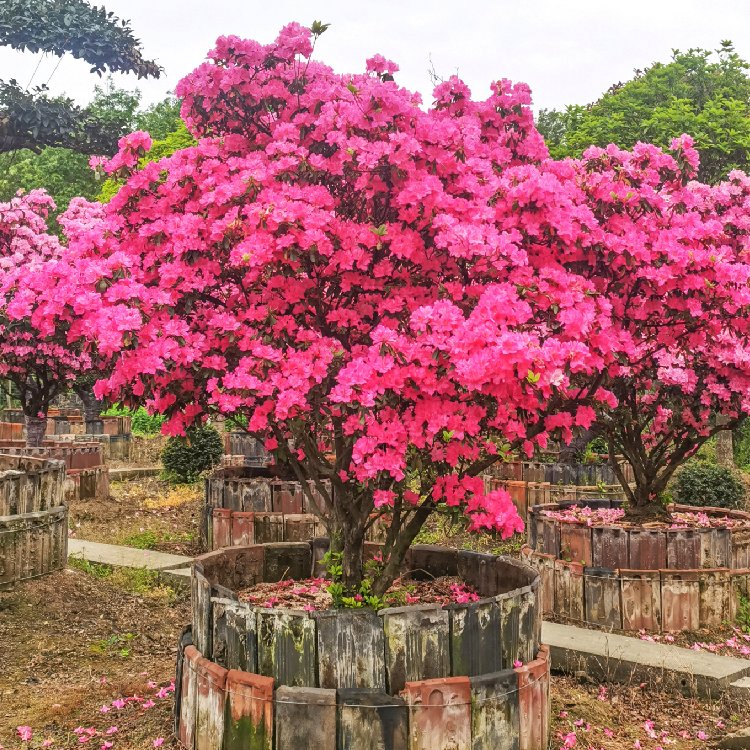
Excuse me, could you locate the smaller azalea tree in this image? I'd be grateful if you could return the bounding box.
[90,24,611,595]
[0,191,131,445]
[496,137,750,515]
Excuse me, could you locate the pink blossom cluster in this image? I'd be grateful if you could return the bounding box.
[542,506,626,527]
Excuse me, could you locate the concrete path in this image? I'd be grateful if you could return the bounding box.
[67,538,192,582]
[108,466,162,481]
[543,621,750,696]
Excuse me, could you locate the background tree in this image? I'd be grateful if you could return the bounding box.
[538,42,750,184]
[0,0,160,155]
[0,191,93,445]
[493,136,750,516]
[0,81,143,219]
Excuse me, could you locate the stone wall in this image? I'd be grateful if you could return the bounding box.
[0,455,68,590]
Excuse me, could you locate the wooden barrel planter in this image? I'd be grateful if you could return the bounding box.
[174,541,550,750]
[483,475,628,523]
[222,432,269,467]
[0,441,109,501]
[202,467,332,551]
[0,454,68,590]
[523,499,750,633]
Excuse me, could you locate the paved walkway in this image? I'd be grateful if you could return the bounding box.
[542,621,750,696]
[67,538,191,581]
[108,466,161,481]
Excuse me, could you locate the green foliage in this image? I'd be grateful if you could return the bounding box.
[672,460,745,508]
[734,419,750,469]
[101,404,164,435]
[99,120,196,202]
[0,0,160,78]
[736,593,750,633]
[323,551,387,610]
[538,42,750,183]
[135,97,182,140]
[161,424,223,483]
[0,0,159,155]
[68,556,178,600]
[0,81,142,217]
[90,632,135,658]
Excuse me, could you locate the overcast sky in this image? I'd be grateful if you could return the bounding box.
[2,0,749,113]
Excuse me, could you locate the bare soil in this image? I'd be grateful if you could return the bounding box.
[68,478,202,557]
[237,575,479,611]
[0,568,188,749]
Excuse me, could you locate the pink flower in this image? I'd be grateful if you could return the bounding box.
[105,727,118,735]
[17,727,32,742]
[561,731,577,748]
[153,739,164,747]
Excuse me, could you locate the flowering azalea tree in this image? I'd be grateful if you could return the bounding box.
[90,23,610,593]
[0,191,132,445]
[494,138,750,514]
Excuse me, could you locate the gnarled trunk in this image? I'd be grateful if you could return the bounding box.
[716,415,735,469]
[74,385,103,434]
[25,415,46,447]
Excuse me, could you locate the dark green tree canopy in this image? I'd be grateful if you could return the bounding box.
[0,0,160,77]
[538,42,750,183]
[0,0,160,155]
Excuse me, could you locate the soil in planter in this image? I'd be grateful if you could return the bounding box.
[543,505,750,530]
[236,575,480,611]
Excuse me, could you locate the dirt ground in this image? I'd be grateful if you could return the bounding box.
[5,477,749,749]
[68,478,202,557]
[0,568,188,749]
[550,676,747,748]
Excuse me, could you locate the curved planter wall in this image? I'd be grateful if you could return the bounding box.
[0,455,68,590]
[175,542,550,750]
[483,459,633,521]
[222,432,269,467]
[0,441,109,501]
[202,469,332,550]
[524,500,750,632]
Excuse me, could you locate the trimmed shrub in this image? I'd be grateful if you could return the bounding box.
[673,460,745,509]
[161,424,223,483]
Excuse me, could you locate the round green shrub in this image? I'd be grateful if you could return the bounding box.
[161,424,223,483]
[672,460,745,509]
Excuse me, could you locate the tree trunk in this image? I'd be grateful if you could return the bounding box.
[74,385,103,434]
[342,527,365,592]
[25,415,47,447]
[716,415,735,469]
[559,426,599,464]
